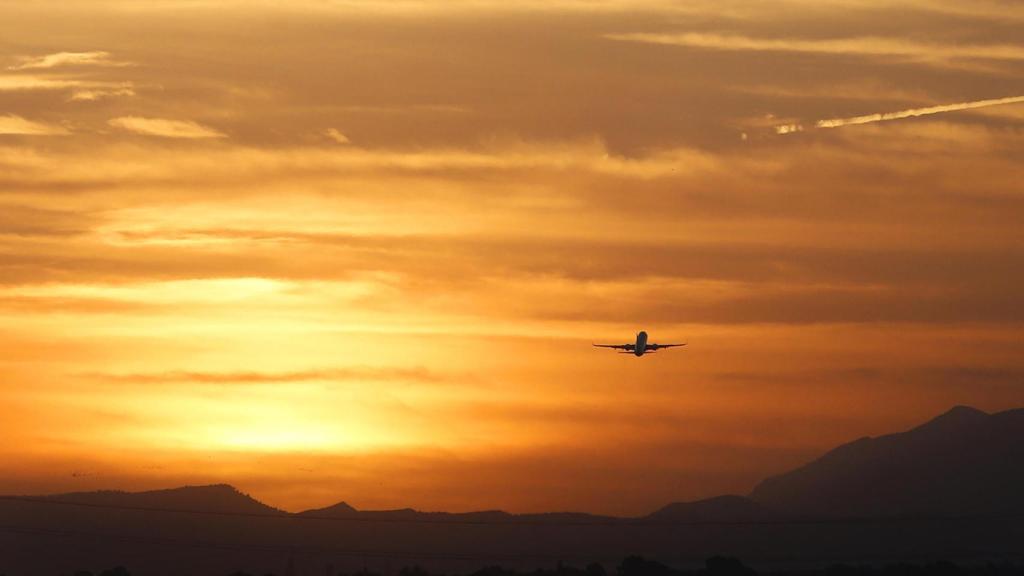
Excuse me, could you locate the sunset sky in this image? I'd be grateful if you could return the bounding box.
[2,0,1024,516]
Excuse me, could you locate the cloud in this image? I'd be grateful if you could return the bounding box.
[85,366,453,385]
[108,116,226,139]
[337,104,472,116]
[0,75,87,91]
[605,32,1024,68]
[69,85,136,101]
[30,0,732,17]
[0,75,135,101]
[900,0,1024,22]
[9,51,130,70]
[733,82,929,104]
[776,95,1024,134]
[324,128,351,144]
[0,115,70,136]
[0,205,94,237]
[0,139,715,191]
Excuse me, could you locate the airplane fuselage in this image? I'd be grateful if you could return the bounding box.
[593,331,683,356]
[634,331,648,356]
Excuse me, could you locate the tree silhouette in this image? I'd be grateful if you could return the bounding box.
[401,565,435,576]
[705,556,756,576]
[618,556,674,576]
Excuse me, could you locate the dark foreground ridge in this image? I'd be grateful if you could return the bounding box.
[2,406,1023,576]
[22,556,1024,576]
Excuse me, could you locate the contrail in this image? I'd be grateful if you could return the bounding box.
[775,94,1024,135]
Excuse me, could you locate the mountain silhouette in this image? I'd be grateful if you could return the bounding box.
[41,483,286,516]
[749,406,1024,517]
[2,405,1023,575]
[297,503,615,525]
[297,500,358,516]
[645,495,774,522]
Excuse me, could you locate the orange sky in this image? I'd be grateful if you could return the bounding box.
[2,0,1024,515]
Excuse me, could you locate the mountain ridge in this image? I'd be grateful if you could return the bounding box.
[9,405,1024,520]
[4,405,1024,575]
[32,483,287,516]
[749,406,1024,517]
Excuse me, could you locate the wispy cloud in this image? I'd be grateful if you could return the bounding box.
[0,115,70,136]
[55,0,731,16]
[776,94,1024,134]
[86,367,452,385]
[108,116,226,139]
[0,139,716,191]
[0,75,135,101]
[901,0,1024,22]
[337,104,473,116]
[324,128,351,144]
[69,85,136,101]
[606,32,1024,67]
[9,51,131,71]
[0,75,87,91]
[0,205,93,237]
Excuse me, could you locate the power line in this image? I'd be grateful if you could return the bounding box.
[0,525,608,563]
[2,495,1024,527]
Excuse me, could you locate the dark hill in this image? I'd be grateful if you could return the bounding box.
[297,503,609,524]
[645,495,774,522]
[749,406,1024,517]
[297,500,358,516]
[41,483,286,515]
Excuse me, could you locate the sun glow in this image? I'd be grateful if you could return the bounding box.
[2,0,1024,516]
[200,416,395,453]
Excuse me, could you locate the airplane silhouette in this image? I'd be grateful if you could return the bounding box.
[593,331,686,357]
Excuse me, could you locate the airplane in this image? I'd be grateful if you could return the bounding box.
[593,331,686,357]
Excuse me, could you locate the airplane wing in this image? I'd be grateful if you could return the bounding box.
[593,343,634,350]
[646,343,686,351]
